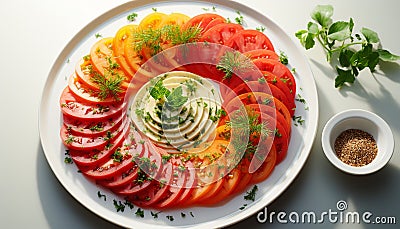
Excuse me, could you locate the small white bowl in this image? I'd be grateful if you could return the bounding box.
[321,109,394,175]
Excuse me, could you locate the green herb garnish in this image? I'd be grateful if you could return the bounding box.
[151,211,161,218]
[235,10,244,25]
[91,71,124,101]
[216,51,254,80]
[135,208,145,218]
[97,191,106,201]
[244,185,258,201]
[296,5,400,88]
[127,12,138,22]
[113,200,125,212]
[279,51,289,65]
[64,157,73,164]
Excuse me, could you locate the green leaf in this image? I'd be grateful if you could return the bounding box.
[361,27,380,43]
[295,30,310,49]
[307,22,319,34]
[377,49,400,62]
[349,18,354,34]
[305,33,316,50]
[311,5,333,27]
[150,78,170,100]
[295,29,307,39]
[350,44,379,72]
[335,67,355,88]
[339,49,355,67]
[166,86,188,109]
[328,21,351,41]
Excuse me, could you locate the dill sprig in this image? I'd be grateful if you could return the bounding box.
[216,51,255,80]
[227,108,270,139]
[132,25,201,56]
[163,24,202,45]
[91,71,124,101]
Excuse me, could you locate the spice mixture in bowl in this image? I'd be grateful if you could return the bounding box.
[321,109,394,175]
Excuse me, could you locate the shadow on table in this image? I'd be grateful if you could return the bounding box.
[36,143,122,229]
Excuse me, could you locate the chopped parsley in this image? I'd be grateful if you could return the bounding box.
[244,185,258,201]
[64,156,73,164]
[293,115,305,126]
[151,211,161,218]
[97,191,106,201]
[113,200,125,212]
[95,33,102,39]
[279,51,289,65]
[135,208,145,218]
[256,26,266,32]
[166,215,174,221]
[235,10,244,25]
[64,135,74,144]
[127,12,138,22]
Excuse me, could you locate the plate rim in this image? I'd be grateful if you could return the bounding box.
[39,0,319,228]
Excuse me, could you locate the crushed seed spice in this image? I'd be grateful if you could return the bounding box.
[334,129,378,167]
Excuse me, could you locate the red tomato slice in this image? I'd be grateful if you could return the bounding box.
[173,161,196,207]
[68,74,124,104]
[60,120,126,151]
[95,131,146,188]
[69,127,127,168]
[154,159,187,209]
[253,58,296,97]
[232,158,253,194]
[128,163,173,207]
[273,122,290,164]
[261,70,294,101]
[60,87,124,121]
[204,17,226,32]
[224,92,294,124]
[62,113,124,137]
[183,13,226,34]
[223,80,295,114]
[250,144,277,184]
[80,131,139,180]
[245,104,291,136]
[200,23,243,45]
[226,29,275,52]
[113,142,163,195]
[100,166,139,189]
[244,49,279,61]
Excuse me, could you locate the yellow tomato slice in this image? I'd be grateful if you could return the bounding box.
[138,12,167,29]
[159,13,190,27]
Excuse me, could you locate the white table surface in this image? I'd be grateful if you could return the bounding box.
[1,0,399,228]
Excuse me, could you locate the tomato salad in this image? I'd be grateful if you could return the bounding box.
[60,12,297,210]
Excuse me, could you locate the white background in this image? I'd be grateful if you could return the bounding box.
[0,0,399,228]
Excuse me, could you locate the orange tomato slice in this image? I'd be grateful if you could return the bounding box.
[113,24,138,80]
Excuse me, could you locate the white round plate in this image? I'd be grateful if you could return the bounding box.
[39,0,318,228]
